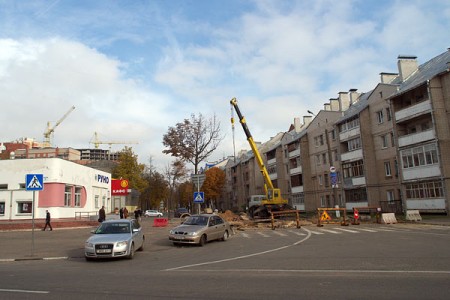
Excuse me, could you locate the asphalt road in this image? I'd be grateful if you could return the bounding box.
[1,219,449,299]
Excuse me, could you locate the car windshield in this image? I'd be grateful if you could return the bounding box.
[183,216,208,226]
[96,222,131,234]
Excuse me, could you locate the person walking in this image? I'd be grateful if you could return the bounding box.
[123,207,128,219]
[119,207,124,219]
[98,206,106,222]
[42,210,53,231]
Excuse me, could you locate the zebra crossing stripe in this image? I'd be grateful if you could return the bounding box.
[272,231,288,237]
[240,233,250,238]
[308,230,325,235]
[333,227,360,233]
[256,232,270,238]
[356,228,377,232]
[287,230,306,236]
[319,229,342,234]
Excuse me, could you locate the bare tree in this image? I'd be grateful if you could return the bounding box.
[162,113,223,174]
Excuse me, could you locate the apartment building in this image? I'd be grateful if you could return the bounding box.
[389,50,450,213]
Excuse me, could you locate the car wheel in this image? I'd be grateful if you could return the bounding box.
[127,243,135,259]
[173,242,180,247]
[85,256,93,261]
[199,235,207,247]
[221,230,229,241]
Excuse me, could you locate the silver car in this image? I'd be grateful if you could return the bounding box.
[85,219,144,260]
[169,214,231,246]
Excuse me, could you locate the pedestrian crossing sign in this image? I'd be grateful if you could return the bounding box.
[193,191,204,203]
[26,174,44,191]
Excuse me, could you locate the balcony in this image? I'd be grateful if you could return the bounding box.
[402,164,441,181]
[340,149,363,162]
[288,148,300,158]
[291,186,304,194]
[339,126,360,142]
[398,129,436,148]
[343,176,366,188]
[269,173,278,181]
[267,157,277,165]
[395,99,431,123]
[289,166,302,175]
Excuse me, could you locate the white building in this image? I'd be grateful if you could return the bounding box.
[0,158,111,221]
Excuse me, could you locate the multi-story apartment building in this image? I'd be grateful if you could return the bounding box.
[389,50,450,213]
[336,80,401,213]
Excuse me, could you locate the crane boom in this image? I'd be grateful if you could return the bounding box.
[230,98,287,206]
[43,105,75,147]
[90,132,138,149]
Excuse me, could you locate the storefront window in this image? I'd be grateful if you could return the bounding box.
[17,201,32,214]
[0,202,5,215]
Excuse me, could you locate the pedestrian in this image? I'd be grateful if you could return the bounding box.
[123,207,128,219]
[119,207,124,219]
[42,210,53,231]
[98,205,106,222]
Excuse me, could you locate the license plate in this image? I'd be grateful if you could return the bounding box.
[96,249,112,253]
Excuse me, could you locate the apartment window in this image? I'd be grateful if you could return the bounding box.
[345,188,367,202]
[291,174,303,187]
[75,187,82,207]
[384,161,392,176]
[292,193,304,205]
[324,173,329,187]
[330,129,337,141]
[314,137,319,147]
[376,110,384,124]
[319,135,324,146]
[333,150,339,162]
[322,153,327,165]
[401,143,438,169]
[386,190,395,203]
[405,181,443,199]
[391,132,395,147]
[347,137,361,151]
[318,175,323,185]
[342,160,364,178]
[64,186,72,207]
[320,196,325,207]
[0,202,5,215]
[386,107,392,121]
[316,155,321,166]
[381,135,388,148]
[17,201,32,214]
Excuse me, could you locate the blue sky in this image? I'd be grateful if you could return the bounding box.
[1,0,449,171]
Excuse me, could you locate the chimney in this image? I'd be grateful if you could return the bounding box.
[380,72,398,84]
[349,89,360,105]
[337,92,349,111]
[324,103,331,111]
[303,115,313,127]
[329,97,340,111]
[397,55,418,81]
[294,117,301,132]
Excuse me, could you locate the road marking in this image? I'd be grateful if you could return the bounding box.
[308,230,325,235]
[287,230,306,236]
[256,232,270,238]
[164,228,312,271]
[356,228,377,232]
[176,269,450,275]
[240,232,250,238]
[333,227,359,233]
[272,231,288,237]
[319,229,341,234]
[0,289,49,294]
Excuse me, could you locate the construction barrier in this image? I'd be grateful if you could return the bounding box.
[317,208,348,227]
[153,218,168,227]
[405,210,422,221]
[270,210,301,230]
[381,213,397,224]
[351,207,382,224]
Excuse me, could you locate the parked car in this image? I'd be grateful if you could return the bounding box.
[174,207,189,218]
[144,210,163,217]
[84,219,144,260]
[169,214,231,246]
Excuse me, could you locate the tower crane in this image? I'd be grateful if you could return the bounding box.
[89,132,139,150]
[43,105,76,147]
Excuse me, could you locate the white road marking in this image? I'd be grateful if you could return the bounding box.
[0,289,49,294]
[319,229,341,234]
[333,227,360,233]
[256,232,270,238]
[272,231,288,236]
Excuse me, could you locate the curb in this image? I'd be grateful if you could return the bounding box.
[0,256,68,262]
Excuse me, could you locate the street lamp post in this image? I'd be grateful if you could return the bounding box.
[308,110,338,208]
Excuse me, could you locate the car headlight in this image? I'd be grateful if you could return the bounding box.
[85,242,94,248]
[169,230,174,234]
[116,241,128,247]
[187,231,197,236]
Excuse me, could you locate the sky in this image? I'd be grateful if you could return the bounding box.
[1,0,449,172]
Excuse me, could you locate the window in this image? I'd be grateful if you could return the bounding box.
[95,195,99,208]
[0,184,7,190]
[376,110,384,124]
[386,190,395,203]
[345,188,367,203]
[0,202,5,215]
[318,175,323,185]
[75,187,82,207]
[381,135,388,148]
[102,196,106,207]
[322,153,327,165]
[405,181,443,199]
[320,196,325,207]
[316,155,321,166]
[64,185,72,207]
[330,129,337,141]
[401,144,438,169]
[292,193,304,205]
[319,135,324,146]
[391,132,395,147]
[324,173,329,187]
[342,160,364,178]
[386,107,392,121]
[17,201,32,214]
[347,137,361,151]
[384,162,392,176]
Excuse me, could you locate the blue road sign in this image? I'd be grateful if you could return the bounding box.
[193,191,204,203]
[26,174,44,191]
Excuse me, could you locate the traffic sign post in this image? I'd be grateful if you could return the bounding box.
[26,174,44,256]
[191,174,206,214]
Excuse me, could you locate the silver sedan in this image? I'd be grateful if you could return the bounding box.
[85,219,144,260]
[169,214,231,246]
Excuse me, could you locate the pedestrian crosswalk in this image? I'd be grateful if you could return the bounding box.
[234,225,450,239]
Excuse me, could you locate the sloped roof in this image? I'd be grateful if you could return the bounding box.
[390,49,450,98]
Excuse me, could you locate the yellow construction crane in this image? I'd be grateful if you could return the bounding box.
[89,132,138,149]
[43,105,76,147]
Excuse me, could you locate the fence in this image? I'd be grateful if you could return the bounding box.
[75,211,98,220]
